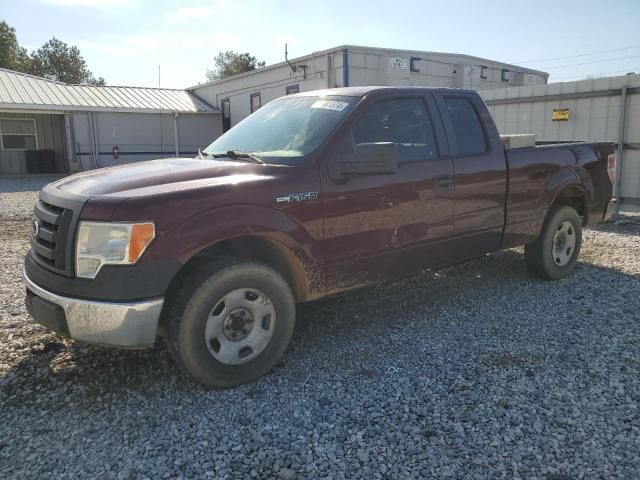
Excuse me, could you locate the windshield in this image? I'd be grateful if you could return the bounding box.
[204,95,357,165]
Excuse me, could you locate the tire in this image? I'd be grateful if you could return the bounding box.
[166,257,296,388]
[524,205,582,280]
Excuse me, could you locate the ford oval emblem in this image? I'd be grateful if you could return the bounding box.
[32,219,39,237]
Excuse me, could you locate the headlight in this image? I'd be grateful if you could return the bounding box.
[76,222,155,279]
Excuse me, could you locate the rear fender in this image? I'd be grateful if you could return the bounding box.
[545,166,594,208]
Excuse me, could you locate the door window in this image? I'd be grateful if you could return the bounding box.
[443,97,486,155]
[352,98,438,162]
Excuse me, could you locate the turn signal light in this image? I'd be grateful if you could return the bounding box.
[129,223,156,263]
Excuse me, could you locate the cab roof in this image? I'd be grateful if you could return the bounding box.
[289,85,476,98]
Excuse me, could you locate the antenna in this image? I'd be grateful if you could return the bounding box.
[285,43,297,74]
[158,65,161,88]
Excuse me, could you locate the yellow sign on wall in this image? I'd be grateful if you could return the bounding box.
[552,108,570,121]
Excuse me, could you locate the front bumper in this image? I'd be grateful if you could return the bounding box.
[23,269,164,348]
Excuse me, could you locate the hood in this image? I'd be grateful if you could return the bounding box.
[49,158,275,198]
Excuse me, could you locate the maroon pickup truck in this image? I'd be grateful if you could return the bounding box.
[24,86,616,387]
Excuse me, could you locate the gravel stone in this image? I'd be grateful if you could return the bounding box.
[279,468,298,480]
[0,175,61,220]
[356,451,370,463]
[1,178,639,479]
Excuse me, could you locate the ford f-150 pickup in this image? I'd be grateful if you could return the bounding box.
[23,86,616,387]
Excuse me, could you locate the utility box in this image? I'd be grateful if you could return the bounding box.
[500,134,537,149]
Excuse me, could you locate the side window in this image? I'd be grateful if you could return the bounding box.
[0,118,37,150]
[443,97,486,155]
[221,98,231,133]
[351,98,438,162]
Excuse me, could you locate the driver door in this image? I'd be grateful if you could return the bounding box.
[321,95,454,294]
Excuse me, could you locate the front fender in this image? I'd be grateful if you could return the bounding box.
[146,203,321,267]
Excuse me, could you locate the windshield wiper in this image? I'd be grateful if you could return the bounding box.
[198,149,265,164]
[196,149,223,159]
[225,150,265,164]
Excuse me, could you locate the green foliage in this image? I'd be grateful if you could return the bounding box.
[30,38,104,85]
[206,50,265,81]
[0,21,30,71]
[0,20,105,85]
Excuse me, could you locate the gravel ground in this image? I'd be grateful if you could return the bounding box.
[1,180,639,480]
[0,175,63,220]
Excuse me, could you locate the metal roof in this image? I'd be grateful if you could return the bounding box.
[0,68,217,114]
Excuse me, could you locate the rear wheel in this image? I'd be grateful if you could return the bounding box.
[525,205,582,280]
[167,258,296,387]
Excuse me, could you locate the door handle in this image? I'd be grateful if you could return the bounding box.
[433,174,453,193]
[530,168,548,180]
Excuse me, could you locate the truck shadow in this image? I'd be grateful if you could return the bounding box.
[2,247,638,408]
[588,216,640,236]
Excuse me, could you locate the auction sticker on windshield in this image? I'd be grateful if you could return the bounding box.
[311,100,349,111]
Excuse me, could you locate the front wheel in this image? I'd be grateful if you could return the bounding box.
[167,258,296,387]
[525,205,582,280]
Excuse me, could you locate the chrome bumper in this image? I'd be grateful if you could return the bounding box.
[23,269,163,348]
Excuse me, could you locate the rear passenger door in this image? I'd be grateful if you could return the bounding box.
[434,93,507,258]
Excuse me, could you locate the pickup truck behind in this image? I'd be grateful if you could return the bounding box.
[24,86,616,387]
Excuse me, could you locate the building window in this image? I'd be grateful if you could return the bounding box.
[221,98,231,133]
[250,92,262,113]
[285,84,300,95]
[501,69,510,82]
[480,66,488,80]
[0,118,37,150]
[410,57,421,73]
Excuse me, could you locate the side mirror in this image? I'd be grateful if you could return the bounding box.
[340,142,399,175]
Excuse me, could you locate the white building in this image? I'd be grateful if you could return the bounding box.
[189,44,548,130]
[0,68,221,175]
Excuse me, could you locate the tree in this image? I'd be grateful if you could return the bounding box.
[206,50,265,81]
[0,21,105,85]
[30,38,105,85]
[0,21,31,72]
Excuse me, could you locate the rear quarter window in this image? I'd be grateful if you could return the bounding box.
[444,97,487,156]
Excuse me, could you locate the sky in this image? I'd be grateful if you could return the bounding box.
[1,0,640,89]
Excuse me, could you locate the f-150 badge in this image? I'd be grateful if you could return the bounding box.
[276,192,319,203]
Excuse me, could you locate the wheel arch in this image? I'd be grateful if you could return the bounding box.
[545,165,594,225]
[550,184,589,223]
[157,234,317,335]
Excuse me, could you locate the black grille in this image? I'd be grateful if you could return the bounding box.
[31,200,73,274]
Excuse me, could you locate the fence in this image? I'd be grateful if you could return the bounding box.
[481,74,640,211]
